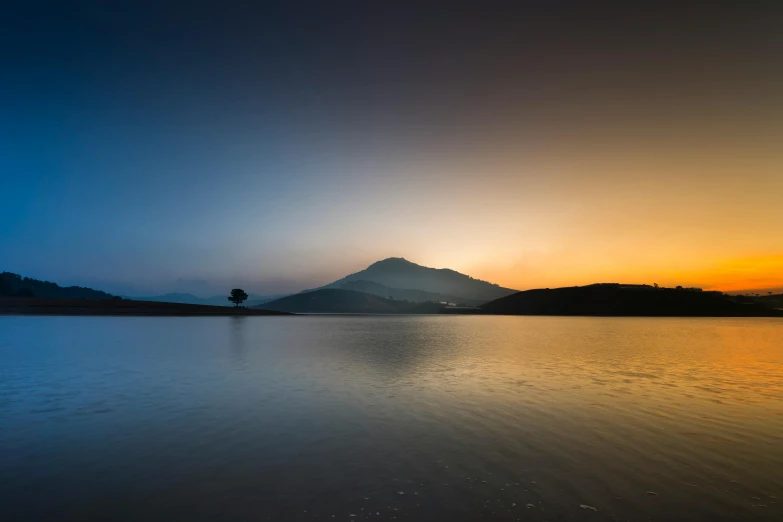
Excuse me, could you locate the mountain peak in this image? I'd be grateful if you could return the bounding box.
[323,258,518,302]
[369,257,415,268]
[370,257,416,266]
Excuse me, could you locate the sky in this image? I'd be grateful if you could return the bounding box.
[2,2,782,296]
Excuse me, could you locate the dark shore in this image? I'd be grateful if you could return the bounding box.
[0,297,293,316]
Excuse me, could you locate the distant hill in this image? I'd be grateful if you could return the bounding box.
[125,292,286,307]
[319,258,517,302]
[0,272,114,300]
[480,284,782,317]
[258,289,444,314]
[125,292,206,305]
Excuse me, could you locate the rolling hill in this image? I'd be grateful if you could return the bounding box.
[0,272,114,299]
[480,284,782,317]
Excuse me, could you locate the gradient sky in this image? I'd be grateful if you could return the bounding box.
[2,2,782,296]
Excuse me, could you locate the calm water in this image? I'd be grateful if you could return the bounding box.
[1,316,782,521]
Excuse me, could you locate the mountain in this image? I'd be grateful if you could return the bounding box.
[0,272,114,299]
[124,292,286,307]
[480,284,783,317]
[319,258,517,302]
[258,289,444,314]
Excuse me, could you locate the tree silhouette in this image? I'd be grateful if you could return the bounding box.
[228,288,249,307]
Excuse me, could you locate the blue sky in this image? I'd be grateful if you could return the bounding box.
[3,2,782,295]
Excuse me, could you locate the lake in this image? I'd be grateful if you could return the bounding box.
[1,315,781,521]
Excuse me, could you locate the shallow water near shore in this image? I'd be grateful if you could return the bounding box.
[1,315,782,521]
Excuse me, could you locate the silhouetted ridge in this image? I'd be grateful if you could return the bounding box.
[0,272,114,299]
[480,284,781,317]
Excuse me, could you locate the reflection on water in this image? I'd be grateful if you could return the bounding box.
[0,315,781,521]
[229,316,248,370]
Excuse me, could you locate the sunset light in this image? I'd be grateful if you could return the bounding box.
[2,3,782,522]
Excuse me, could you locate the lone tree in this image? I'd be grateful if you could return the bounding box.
[228,288,249,307]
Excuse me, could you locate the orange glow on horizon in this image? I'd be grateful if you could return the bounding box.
[382,138,783,296]
[457,254,783,295]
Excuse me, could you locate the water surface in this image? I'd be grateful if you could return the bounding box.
[1,316,781,521]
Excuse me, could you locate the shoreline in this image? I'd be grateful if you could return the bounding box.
[0,297,293,316]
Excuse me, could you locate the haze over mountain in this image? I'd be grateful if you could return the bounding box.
[318,258,517,303]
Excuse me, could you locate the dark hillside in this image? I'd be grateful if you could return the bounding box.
[259,289,443,314]
[481,284,782,317]
[0,272,114,299]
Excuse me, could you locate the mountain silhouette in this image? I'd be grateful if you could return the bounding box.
[0,272,114,299]
[319,257,517,302]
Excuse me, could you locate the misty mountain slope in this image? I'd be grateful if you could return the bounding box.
[258,289,443,314]
[480,284,783,317]
[124,293,206,305]
[322,258,517,302]
[332,280,485,305]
